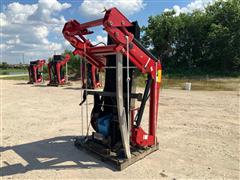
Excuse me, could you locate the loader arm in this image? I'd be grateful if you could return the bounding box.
[47,54,71,86]
[28,59,46,84]
[62,7,162,147]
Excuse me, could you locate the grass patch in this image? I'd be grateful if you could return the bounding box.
[136,75,239,91]
[0,76,29,80]
[0,68,27,75]
[1,72,239,91]
[162,78,239,91]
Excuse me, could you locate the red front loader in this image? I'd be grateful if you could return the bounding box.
[27,59,46,84]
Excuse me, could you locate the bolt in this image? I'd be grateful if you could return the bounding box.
[108,21,113,26]
[114,32,119,37]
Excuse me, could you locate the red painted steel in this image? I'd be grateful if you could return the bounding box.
[91,65,101,88]
[48,54,71,85]
[81,63,102,89]
[28,59,46,84]
[62,7,162,147]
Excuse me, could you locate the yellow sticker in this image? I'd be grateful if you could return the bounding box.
[157,70,162,83]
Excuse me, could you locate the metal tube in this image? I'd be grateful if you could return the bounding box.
[149,67,159,139]
[88,45,116,54]
[116,52,131,159]
[80,58,84,137]
[149,79,156,137]
[84,43,89,136]
[155,61,158,144]
[94,52,117,56]
[79,18,103,30]
[42,64,44,83]
[126,36,130,133]
[65,62,68,83]
[135,76,152,127]
[103,66,137,69]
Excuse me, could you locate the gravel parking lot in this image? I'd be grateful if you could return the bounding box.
[1,80,239,179]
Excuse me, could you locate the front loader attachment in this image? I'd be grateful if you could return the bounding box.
[47,54,70,86]
[62,7,162,170]
[27,59,46,84]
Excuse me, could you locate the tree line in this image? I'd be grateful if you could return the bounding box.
[142,0,240,76]
[48,0,240,78]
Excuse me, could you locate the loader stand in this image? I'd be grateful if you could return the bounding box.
[75,137,159,171]
[47,54,70,86]
[62,7,162,170]
[81,63,102,89]
[27,59,46,84]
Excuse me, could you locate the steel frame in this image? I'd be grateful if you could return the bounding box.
[62,7,162,150]
[28,59,46,84]
[47,54,71,86]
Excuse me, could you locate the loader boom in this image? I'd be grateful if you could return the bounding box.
[63,7,162,147]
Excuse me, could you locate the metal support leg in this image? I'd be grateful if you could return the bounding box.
[65,62,68,83]
[116,52,131,159]
[80,58,84,136]
[42,65,44,83]
[84,44,90,138]
[126,36,130,134]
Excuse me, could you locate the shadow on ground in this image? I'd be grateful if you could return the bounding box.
[64,87,82,90]
[31,84,49,87]
[0,136,112,177]
[14,83,49,88]
[14,83,30,85]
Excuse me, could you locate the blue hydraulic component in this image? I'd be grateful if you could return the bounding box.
[97,114,113,137]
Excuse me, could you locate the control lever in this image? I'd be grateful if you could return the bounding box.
[79,90,87,106]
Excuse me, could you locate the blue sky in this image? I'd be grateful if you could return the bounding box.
[0,0,214,64]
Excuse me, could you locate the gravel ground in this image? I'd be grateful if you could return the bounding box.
[1,80,239,179]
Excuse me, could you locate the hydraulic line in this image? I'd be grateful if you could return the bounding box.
[135,75,152,127]
[133,38,158,62]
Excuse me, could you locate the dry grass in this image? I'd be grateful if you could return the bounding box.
[1,74,239,91]
[162,78,239,91]
[136,75,240,91]
[0,75,28,81]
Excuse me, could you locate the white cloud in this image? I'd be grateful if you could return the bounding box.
[33,26,49,39]
[164,0,215,16]
[6,2,38,23]
[1,0,71,64]
[52,26,62,33]
[79,0,145,18]
[173,5,181,16]
[39,0,70,10]
[0,13,8,26]
[64,40,70,46]
[28,0,70,24]
[0,43,13,50]
[6,35,21,45]
[96,35,107,44]
[47,42,62,51]
[90,35,107,46]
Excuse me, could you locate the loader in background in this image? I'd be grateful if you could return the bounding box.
[27,59,46,84]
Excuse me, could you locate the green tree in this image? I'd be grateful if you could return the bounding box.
[61,49,83,77]
[0,62,9,69]
[142,0,240,76]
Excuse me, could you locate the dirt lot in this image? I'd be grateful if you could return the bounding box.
[1,80,239,179]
